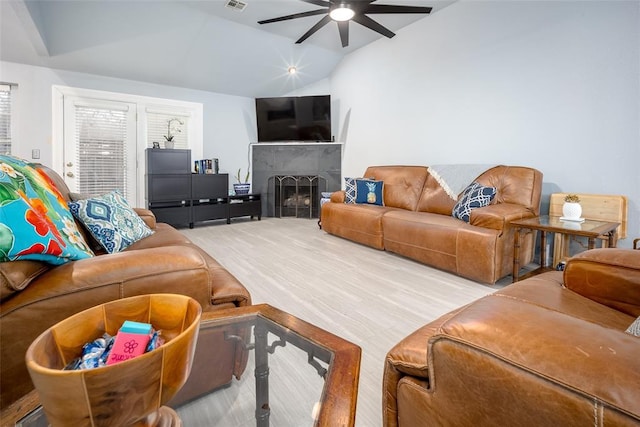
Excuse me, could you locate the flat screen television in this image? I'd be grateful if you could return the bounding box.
[255,95,331,142]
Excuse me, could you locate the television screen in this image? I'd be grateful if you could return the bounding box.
[256,95,331,142]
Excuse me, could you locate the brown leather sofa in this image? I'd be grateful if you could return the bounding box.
[321,165,543,284]
[0,164,252,412]
[383,248,640,426]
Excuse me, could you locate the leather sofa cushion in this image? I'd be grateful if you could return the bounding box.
[320,202,397,250]
[416,173,457,215]
[475,165,543,213]
[363,166,428,211]
[0,261,50,301]
[415,165,543,217]
[564,248,640,317]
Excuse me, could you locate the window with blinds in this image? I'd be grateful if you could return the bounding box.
[74,105,129,197]
[146,110,189,149]
[0,85,11,155]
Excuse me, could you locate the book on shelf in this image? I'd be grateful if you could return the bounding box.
[194,158,219,174]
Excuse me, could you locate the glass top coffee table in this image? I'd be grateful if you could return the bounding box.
[7,304,361,427]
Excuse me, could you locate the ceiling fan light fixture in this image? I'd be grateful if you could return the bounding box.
[329,4,355,22]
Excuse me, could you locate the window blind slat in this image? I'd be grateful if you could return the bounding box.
[75,105,128,198]
[0,87,11,155]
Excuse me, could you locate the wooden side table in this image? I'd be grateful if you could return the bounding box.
[511,215,619,282]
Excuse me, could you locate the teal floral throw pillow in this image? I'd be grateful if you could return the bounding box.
[68,191,154,254]
[0,155,94,264]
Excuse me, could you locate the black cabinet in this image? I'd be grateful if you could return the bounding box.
[228,193,261,223]
[146,148,191,174]
[191,174,229,226]
[145,149,192,227]
[145,149,260,228]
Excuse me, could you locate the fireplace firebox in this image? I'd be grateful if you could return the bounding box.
[272,175,324,218]
[250,142,342,217]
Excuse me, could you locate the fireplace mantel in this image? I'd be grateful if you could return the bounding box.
[251,142,342,217]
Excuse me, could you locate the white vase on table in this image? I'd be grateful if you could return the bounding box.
[562,202,582,220]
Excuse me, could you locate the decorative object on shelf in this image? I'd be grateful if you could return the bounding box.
[153,142,160,149]
[164,117,184,149]
[25,294,201,426]
[194,159,218,174]
[234,168,251,195]
[561,194,583,222]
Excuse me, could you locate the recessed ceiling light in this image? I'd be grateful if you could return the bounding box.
[288,66,297,75]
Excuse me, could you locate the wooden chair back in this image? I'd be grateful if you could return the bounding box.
[549,193,627,267]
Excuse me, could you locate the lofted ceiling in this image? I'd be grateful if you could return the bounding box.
[0,0,452,98]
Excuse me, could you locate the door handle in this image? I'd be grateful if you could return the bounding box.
[66,172,74,178]
[66,162,73,167]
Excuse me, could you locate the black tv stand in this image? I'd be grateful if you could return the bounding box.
[145,149,261,228]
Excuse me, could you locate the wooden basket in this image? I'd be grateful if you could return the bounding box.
[25,294,201,426]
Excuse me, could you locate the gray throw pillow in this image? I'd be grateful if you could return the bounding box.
[625,316,640,337]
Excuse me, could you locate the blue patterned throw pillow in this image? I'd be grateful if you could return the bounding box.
[344,177,358,204]
[69,191,154,253]
[452,182,496,222]
[355,179,384,206]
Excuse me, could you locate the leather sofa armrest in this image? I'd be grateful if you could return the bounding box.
[385,294,640,426]
[564,248,640,317]
[2,246,214,316]
[427,296,640,424]
[209,268,252,307]
[383,306,466,426]
[0,246,214,408]
[469,203,535,231]
[330,190,346,203]
[134,207,157,229]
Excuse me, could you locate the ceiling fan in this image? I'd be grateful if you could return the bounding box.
[258,0,432,48]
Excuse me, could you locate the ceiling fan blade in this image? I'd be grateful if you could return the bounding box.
[365,4,432,14]
[296,15,332,44]
[338,21,349,47]
[258,9,327,25]
[300,0,331,6]
[352,14,395,38]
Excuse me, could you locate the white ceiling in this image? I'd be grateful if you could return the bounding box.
[0,0,453,98]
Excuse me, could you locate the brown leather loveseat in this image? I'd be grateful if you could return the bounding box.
[321,165,543,284]
[383,248,640,426]
[0,164,252,414]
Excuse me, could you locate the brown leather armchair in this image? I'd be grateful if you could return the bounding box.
[384,248,640,426]
[0,164,252,412]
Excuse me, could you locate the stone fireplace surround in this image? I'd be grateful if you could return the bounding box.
[251,142,342,217]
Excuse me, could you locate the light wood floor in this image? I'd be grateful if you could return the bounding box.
[177,217,511,426]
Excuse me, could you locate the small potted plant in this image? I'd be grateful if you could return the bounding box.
[562,194,582,220]
[233,168,251,195]
[164,118,184,149]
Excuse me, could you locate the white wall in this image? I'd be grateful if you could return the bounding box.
[0,60,255,192]
[330,0,640,248]
[2,1,638,245]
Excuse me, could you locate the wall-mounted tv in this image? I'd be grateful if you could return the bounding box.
[256,95,331,142]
